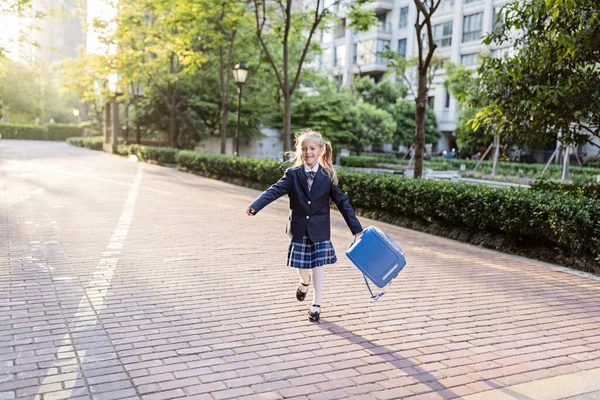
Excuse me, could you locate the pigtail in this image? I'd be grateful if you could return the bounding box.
[320,141,339,186]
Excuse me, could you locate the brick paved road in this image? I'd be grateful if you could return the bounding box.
[2,140,600,400]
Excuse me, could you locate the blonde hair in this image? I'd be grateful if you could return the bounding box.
[287,129,338,185]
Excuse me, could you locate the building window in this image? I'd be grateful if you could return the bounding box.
[493,8,504,35]
[427,96,435,109]
[397,39,407,58]
[444,89,451,108]
[461,53,477,65]
[462,12,483,43]
[376,40,390,64]
[335,18,346,39]
[433,21,452,48]
[491,47,512,58]
[439,0,454,12]
[356,40,374,65]
[399,7,409,28]
[334,44,346,67]
[463,0,480,3]
[352,43,358,64]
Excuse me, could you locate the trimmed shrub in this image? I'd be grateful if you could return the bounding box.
[116,144,179,165]
[583,155,600,169]
[531,179,600,200]
[0,123,83,140]
[177,150,600,265]
[176,150,287,185]
[66,136,104,150]
[335,170,600,263]
[0,124,47,140]
[340,156,600,182]
[46,124,84,141]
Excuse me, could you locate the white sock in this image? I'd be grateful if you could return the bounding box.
[311,266,324,309]
[297,268,310,293]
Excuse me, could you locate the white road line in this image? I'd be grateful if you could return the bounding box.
[35,164,144,399]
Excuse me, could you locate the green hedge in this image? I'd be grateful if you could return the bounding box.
[116,144,179,165]
[178,150,599,266]
[583,155,600,169]
[46,124,84,141]
[0,124,47,140]
[66,136,104,150]
[336,170,600,264]
[0,123,83,140]
[176,150,286,184]
[341,155,600,182]
[531,179,600,200]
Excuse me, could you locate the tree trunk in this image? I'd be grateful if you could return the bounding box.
[492,135,500,176]
[136,121,141,144]
[283,90,292,154]
[413,72,427,178]
[124,104,129,143]
[168,109,176,147]
[220,91,229,154]
[561,144,570,181]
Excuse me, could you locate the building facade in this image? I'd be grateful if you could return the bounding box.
[316,0,511,152]
[18,0,87,64]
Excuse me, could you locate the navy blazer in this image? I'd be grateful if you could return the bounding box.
[249,165,363,242]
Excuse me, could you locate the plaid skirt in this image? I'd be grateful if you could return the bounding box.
[287,235,337,269]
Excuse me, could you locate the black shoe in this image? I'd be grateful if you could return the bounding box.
[296,281,309,301]
[308,305,320,322]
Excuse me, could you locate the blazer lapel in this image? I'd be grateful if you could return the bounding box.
[297,168,311,198]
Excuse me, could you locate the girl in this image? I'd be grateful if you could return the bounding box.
[246,129,363,322]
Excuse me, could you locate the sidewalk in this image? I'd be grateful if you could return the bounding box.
[1,140,600,400]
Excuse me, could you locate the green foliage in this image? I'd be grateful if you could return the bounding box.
[66,136,104,150]
[291,86,356,149]
[340,156,600,182]
[475,0,600,147]
[0,123,82,140]
[531,179,600,200]
[336,170,600,261]
[0,124,46,139]
[353,77,408,112]
[583,155,600,169]
[391,101,439,147]
[177,150,286,184]
[348,102,396,154]
[46,124,84,141]
[178,150,600,263]
[115,144,180,165]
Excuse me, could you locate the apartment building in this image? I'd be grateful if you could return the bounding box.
[316,0,511,151]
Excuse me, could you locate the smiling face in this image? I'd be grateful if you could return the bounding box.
[301,138,323,168]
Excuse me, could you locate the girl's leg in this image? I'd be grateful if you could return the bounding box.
[297,268,310,294]
[311,266,324,309]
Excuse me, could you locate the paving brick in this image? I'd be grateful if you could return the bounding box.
[3,141,600,400]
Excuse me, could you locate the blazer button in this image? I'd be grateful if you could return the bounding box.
[306,216,310,219]
[308,201,311,205]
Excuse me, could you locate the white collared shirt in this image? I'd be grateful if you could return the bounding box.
[304,163,319,173]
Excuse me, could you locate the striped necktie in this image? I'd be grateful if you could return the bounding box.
[306,170,316,191]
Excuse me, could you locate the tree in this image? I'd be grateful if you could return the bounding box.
[251,0,375,154]
[410,0,443,177]
[391,101,438,148]
[443,60,491,152]
[348,102,396,154]
[59,54,113,134]
[353,76,438,149]
[474,0,600,180]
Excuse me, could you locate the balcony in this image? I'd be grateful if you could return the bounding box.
[363,0,393,12]
[378,22,392,34]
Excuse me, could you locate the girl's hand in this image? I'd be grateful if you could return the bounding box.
[354,230,364,239]
[246,207,256,216]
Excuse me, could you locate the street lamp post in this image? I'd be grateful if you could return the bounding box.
[232,62,248,156]
[73,109,79,125]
